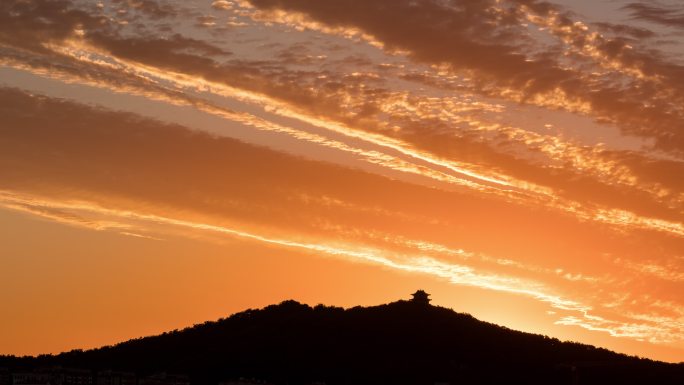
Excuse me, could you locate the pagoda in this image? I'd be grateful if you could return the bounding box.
[410,290,431,305]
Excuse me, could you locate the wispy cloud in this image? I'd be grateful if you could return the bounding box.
[3,187,684,347]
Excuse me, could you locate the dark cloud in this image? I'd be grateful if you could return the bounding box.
[0,0,111,52]
[110,0,178,20]
[247,0,570,93]
[0,0,232,76]
[275,42,321,66]
[624,2,684,29]
[5,0,683,156]
[603,151,684,194]
[242,0,684,154]
[593,22,656,39]
[88,32,232,67]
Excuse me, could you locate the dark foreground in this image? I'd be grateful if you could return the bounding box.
[1,295,683,385]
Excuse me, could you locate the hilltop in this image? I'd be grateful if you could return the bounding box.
[1,292,683,385]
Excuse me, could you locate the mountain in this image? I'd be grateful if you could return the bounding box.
[2,294,683,385]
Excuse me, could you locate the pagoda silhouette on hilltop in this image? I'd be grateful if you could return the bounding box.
[410,290,431,305]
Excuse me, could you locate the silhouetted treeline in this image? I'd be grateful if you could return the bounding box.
[0,366,187,385]
[1,299,683,385]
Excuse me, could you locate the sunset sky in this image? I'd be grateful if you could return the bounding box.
[1,0,684,362]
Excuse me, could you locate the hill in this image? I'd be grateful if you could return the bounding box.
[2,293,683,384]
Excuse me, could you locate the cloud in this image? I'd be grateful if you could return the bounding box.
[211,0,234,11]
[0,0,109,51]
[624,2,684,30]
[110,0,178,20]
[0,86,657,271]
[245,0,565,91]
[241,0,684,155]
[2,190,682,346]
[593,22,656,40]
[3,0,684,241]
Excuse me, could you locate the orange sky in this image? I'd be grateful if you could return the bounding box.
[1,0,684,363]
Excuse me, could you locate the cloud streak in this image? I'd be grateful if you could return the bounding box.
[2,188,681,346]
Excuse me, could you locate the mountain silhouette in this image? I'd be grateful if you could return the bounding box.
[2,293,683,385]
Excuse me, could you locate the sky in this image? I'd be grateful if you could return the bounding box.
[1,0,684,363]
